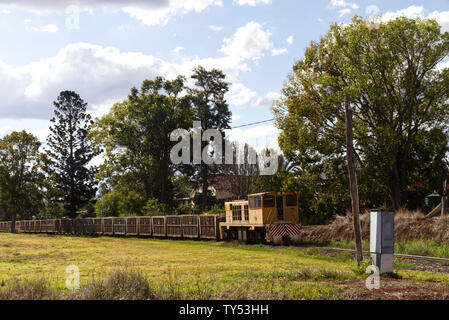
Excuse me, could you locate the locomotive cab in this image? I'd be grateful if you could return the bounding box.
[220,192,300,243]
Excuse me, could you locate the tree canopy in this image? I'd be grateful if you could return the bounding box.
[274,16,449,219]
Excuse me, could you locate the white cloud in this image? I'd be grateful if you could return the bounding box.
[329,0,358,9]
[252,91,280,108]
[226,83,257,106]
[30,24,59,32]
[428,10,449,32]
[231,114,241,122]
[0,118,51,143]
[219,21,273,62]
[0,8,10,14]
[286,35,294,45]
[0,0,222,26]
[225,124,280,153]
[173,46,184,53]
[209,25,223,32]
[271,47,287,56]
[339,8,351,17]
[381,6,449,33]
[234,0,271,6]
[328,0,358,17]
[0,40,257,120]
[437,59,449,71]
[382,5,425,21]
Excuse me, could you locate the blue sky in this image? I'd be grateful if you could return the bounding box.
[0,0,448,151]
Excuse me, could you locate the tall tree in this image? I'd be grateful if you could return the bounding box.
[0,131,43,231]
[190,66,232,211]
[274,17,449,212]
[46,91,99,217]
[90,76,193,206]
[222,142,258,200]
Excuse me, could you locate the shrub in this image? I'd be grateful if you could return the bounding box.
[143,198,170,216]
[95,191,120,217]
[83,270,156,300]
[95,190,146,217]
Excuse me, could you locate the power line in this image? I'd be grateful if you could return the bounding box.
[230,118,275,129]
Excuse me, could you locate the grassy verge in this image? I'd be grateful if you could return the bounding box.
[296,239,449,259]
[0,233,360,300]
[2,233,449,300]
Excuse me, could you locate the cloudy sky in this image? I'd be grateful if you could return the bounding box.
[0,0,448,152]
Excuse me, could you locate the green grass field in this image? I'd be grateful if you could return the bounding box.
[1,233,449,300]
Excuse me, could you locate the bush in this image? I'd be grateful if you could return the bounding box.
[174,204,194,215]
[143,198,170,216]
[0,278,56,300]
[95,191,120,217]
[83,270,156,300]
[209,204,224,215]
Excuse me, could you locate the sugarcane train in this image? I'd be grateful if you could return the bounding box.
[0,192,300,244]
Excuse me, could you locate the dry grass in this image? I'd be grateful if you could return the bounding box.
[301,209,432,243]
[0,233,357,300]
[1,233,449,300]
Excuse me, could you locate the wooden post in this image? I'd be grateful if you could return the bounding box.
[442,180,448,217]
[344,94,363,266]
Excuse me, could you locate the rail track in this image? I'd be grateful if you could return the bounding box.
[303,246,449,263]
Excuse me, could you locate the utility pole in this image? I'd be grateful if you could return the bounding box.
[442,180,447,217]
[344,94,363,266]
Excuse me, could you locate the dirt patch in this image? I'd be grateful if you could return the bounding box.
[301,212,449,243]
[340,279,449,300]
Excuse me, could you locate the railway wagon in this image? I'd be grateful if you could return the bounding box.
[220,192,301,244]
[113,218,126,235]
[60,219,73,234]
[20,220,29,233]
[15,221,23,233]
[29,220,36,233]
[200,215,223,239]
[3,214,228,241]
[0,221,10,232]
[125,217,139,236]
[103,218,114,235]
[152,216,166,237]
[166,216,183,238]
[73,219,86,234]
[93,218,103,235]
[42,219,60,233]
[139,217,152,236]
[25,220,33,233]
[181,215,199,238]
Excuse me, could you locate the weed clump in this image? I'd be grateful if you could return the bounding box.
[80,270,156,300]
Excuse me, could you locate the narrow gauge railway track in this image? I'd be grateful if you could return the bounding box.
[303,246,449,263]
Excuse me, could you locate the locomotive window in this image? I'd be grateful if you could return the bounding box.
[232,205,242,221]
[249,196,261,209]
[286,195,297,206]
[263,195,275,207]
[244,205,249,221]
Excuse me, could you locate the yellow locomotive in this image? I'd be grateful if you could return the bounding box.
[220,191,301,243]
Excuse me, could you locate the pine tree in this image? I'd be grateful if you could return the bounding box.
[46,91,99,217]
[190,66,232,211]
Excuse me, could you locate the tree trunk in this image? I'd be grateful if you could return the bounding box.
[442,180,448,217]
[161,159,168,204]
[391,165,402,211]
